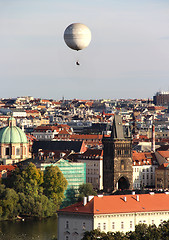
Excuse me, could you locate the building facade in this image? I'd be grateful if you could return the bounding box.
[153,91,169,106]
[38,158,86,197]
[132,151,158,189]
[0,117,29,164]
[103,115,133,192]
[155,163,169,189]
[58,193,169,240]
[76,149,103,190]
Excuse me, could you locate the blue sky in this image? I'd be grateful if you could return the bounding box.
[0,0,169,100]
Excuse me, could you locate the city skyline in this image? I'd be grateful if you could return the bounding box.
[0,0,169,100]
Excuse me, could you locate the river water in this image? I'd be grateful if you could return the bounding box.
[0,217,57,240]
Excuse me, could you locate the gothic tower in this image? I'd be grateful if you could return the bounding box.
[103,114,133,192]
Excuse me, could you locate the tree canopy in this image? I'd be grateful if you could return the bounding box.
[77,183,97,201]
[81,222,169,240]
[43,165,68,207]
[0,163,67,220]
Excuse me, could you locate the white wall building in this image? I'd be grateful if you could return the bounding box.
[132,151,158,189]
[76,149,103,190]
[32,126,59,140]
[58,193,169,240]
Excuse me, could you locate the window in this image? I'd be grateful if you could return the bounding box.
[5,147,10,155]
[16,148,20,155]
[130,221,132,229]
[112,222,115,229]
[124,150,129,155]
[121,160,126,170]
[103,223,106,230]
[82,222,86,230]
[117,150,121,156]
[65,221,69,229]
[97,223,101,230]
[152,220,154,224]
[121,222,124,229]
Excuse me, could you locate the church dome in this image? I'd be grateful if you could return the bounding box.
[0,117,27,144]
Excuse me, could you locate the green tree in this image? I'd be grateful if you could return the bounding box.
[1,163,68,219]
[145,224,161,240]
[61,187,77,208]
[158,220,169,240]
[22,163,43,196]
[43,165,67,208]
[0,188,19,220]
[4,167,25,192]
[5,163,43,196]
[77,183,97,201]
[82,229,104,240]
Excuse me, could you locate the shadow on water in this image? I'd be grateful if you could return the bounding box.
[0,216,57,240]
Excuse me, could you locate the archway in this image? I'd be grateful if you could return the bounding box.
[118,177,130,190]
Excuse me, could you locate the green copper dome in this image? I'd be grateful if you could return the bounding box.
[0,118,27,144]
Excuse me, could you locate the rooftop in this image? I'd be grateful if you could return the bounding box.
[58,193,169,215]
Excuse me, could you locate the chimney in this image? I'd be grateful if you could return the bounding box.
[151,124,155,152]
[123,196,127,202]
[88,195,94,202]
[83,197,87,206]
[136,195,139,201]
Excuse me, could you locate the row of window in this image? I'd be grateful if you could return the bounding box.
[117,149,130,156]
[34,134,53,139]
[87,169,99,174]
[134,167,154,172]
[87,177,99,184]
[86,162,99,167]
[97,219,164,231]
[5,147,26,156]
[98,221,133,230]
[65,221,86,230]
[142,174,153,180]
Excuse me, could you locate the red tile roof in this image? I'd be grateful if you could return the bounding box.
[157,151,169,159]
[59,193,169,215]
[82,149,103,158]
[57,124,71,129]
[26,110,39,113]
[58,129,71,135]
[0,165,16,171]
[148,106,167,111]
[34,125,59,132]
[0,165,16,178]
[132,151,157,166]
[70,134,103,140]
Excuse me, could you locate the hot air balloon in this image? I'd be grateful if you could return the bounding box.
[64,23,91,65]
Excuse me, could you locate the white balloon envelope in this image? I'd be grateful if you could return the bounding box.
[64,23,91,51]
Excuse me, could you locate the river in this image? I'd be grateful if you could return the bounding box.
[0,217,57,240]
